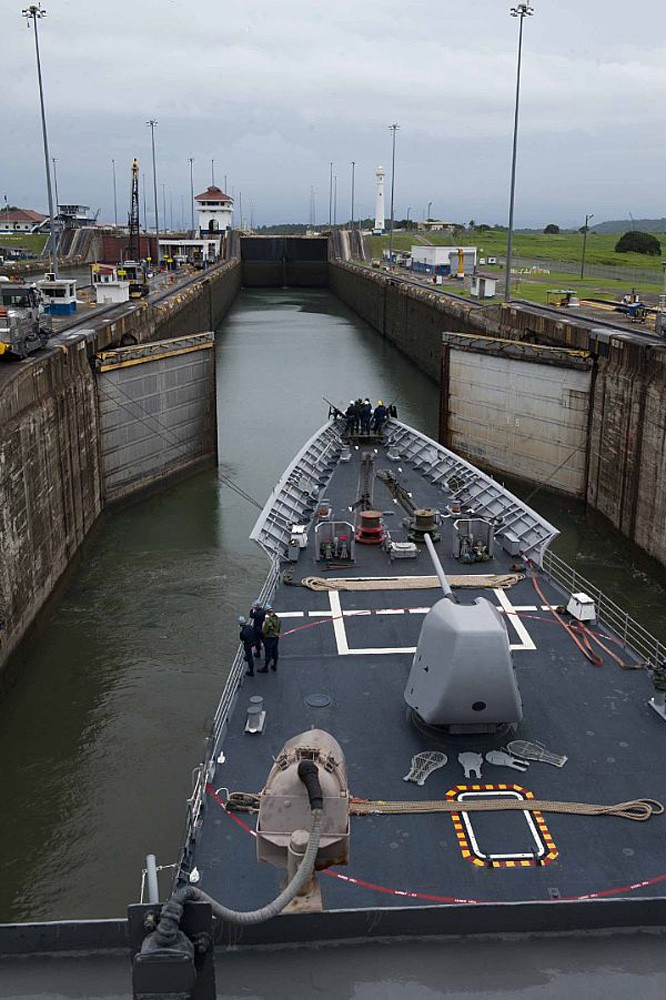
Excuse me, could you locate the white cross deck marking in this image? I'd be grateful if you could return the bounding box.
[276,589,538,655]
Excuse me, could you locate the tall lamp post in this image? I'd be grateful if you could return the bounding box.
[350,161,356,238]
[580,212,594,279]
[111,158,118,226]
[328,162,333,227]
[145,119,160,266]
[22,4,58,276]
[504,2,535,302]
[188,157,195,233]
[388,123,399,267]
[51,156,59,216]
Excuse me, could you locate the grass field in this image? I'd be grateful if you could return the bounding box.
[0,233,49,255]
[369,230,666,273]
[368,229,666,312]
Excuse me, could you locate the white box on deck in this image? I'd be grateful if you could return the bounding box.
[567,592,596,622]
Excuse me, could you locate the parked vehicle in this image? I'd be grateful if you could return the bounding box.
[0,278,52,359]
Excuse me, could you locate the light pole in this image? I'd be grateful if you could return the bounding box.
[406,206,411,229]
[145,119,160,266]
[161,182,167,234]
[388,123,399,267]
[188,157,195,233]
[333,174,337,227]
[328,162,333,227]
[505,2,534,302]
[51,156,59,216]
[580,212,594,279]
[22,4,58,276]
[350,161,356,237]
[111,158,118,226]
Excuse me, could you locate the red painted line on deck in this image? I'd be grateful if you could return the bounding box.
[205,784,666,904]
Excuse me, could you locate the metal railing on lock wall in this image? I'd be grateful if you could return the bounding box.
[542,549,666,670]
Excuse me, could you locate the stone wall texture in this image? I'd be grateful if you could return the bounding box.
[0,262,241,673]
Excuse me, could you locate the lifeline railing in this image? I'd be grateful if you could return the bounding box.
[176,556,282,878]
[542,548,666,671]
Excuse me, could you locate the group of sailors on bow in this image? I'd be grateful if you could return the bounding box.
[343,398,390,436]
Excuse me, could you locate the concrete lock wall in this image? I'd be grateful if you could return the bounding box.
[0,263,240,674]
[0,341,103,672]
[329,262,666,567]
[440,337,592,496]
[329,261,502,383]
[97,335,217,503]
[586,338,666,566]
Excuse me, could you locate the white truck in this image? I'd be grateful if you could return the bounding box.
[0,278,52,359]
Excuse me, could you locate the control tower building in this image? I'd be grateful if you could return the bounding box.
[374,166,385,234]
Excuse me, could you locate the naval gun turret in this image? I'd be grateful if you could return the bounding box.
[404,534,523,736]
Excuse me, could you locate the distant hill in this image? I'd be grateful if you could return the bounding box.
[591,218,666,235]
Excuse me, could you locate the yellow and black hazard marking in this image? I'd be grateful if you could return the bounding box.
[446,784,558,868]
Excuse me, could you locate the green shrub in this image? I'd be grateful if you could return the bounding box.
[615,231,661,255]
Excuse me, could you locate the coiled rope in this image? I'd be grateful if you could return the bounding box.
[223,791,663,823]
[300,573,524,592]
[349,796,663,822]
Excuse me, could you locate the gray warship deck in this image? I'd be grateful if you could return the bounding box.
[181,419,666,924]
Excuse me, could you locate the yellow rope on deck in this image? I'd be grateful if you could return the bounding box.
[300,573,524,592]
[350,797,664,822]
[225,792,663,823]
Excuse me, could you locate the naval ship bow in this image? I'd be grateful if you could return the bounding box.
[130,408,666,995]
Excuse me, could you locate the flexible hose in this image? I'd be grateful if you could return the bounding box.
[154,808,323,936]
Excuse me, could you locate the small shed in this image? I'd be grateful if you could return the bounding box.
[91,263,130,304]
[470,273,498,299]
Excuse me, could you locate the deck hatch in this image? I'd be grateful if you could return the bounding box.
[447,784,558,868]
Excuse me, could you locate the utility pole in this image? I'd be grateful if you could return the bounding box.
[328,162,333,227]
[388,123,399,269]
[188,157,195,234]
[505,2,535,302]
[111,158,118,226]
[145,119,160,266]
[580,212,594,279]
[51,156,59,216]
[350,161,356,237]
[22,4,58,276]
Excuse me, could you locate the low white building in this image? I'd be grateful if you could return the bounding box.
[411,245,477,276]
[195,186,233,236]
[159,237,222,264]
[417,220,456,234]
[0,208,47,233]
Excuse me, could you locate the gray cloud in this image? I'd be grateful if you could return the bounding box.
[3,0,665,228]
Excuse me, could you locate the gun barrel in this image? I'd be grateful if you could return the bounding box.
[424,532,453,600]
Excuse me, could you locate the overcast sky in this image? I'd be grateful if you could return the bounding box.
[3,0,665,229]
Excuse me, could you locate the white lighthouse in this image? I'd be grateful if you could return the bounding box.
[374,166,385,234]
